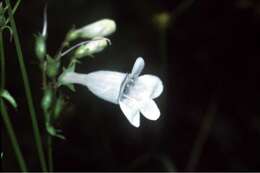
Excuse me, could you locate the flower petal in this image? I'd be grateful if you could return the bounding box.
[140,99,160,121]
[61,71,126,104]
[77,19,116,39]
[119,96,140,127]
[130,57,145,78]
[135,74,163,99]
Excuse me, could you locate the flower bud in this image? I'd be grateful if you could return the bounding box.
[41,88,53,111]
[67,19,116,41]
[74,38,110,58]
[46,55,60,78]
[35,34,46,60]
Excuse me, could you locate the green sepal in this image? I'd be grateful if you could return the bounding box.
[73,45,90,59]
[66,84,75,92]
[46,55,60,78]
[65,26,77,42]
[57,65,76,92]
[46,123,65,140]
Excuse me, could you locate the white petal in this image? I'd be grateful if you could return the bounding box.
[63,71,126,104]
[85,71,127,104]
[130,57,145,78]
[134,74,163,99]
[76,19,116,38]
[119,97,140,127]
[140,99,160,121]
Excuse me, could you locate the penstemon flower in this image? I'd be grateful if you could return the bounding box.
[59,57,163,127]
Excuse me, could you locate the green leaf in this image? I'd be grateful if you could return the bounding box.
[0,89,17,109]
[67,63,76,72]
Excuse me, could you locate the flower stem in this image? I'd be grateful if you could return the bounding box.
[185,101,217,171]
[0,101,28,172]
[4,0,47,171]
[0,28,28,172]
[41,62,53,172]
[47,135,53,172]
[0,33,5,89]
[158,24,168,119]
[159,27,167,74]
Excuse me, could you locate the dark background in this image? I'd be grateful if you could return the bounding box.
[2,0,260,171]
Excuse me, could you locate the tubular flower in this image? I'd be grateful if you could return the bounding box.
[59,57,163,127]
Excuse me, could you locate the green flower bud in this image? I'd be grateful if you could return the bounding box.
[46,55,60,78]
[41,88,53,111]
[35,34,46,60]
[74,38,110,58]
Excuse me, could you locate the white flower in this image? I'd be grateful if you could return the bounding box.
[68,19,116,40]
[59,57,163,127]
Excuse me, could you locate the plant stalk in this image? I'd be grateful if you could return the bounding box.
[47,135,53,172]
[41,62,53,172]
[4,0,47,171]
[0,28,28,172]
[185,101,217,171]
[0,101,28,172]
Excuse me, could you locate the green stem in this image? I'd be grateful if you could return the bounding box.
[158,27,168,116]
[47,135,53,172]
[4,0,47,171]
[159,28,167,74]
[0,32,5,89]
[0,28,28,172]
[42,62,53,172]
[0,101,28,172]
[185,101,217,171]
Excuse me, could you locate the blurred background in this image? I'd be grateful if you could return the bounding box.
[2,0,260,171]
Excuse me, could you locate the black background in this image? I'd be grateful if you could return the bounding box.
[2,0,260,171]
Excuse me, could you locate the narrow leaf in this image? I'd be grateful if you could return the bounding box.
[0,89,17,108]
